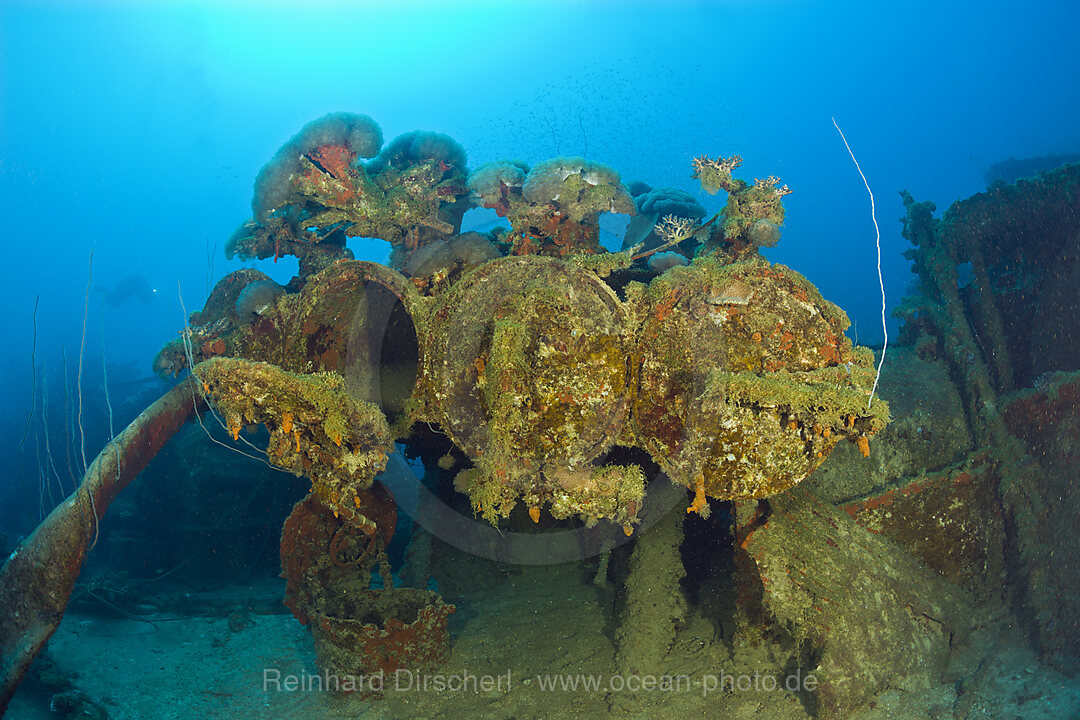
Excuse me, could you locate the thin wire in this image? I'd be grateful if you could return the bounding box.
[77,251,93,473]
[62,349,77,486]
[77,251,100,550]
[832,117,887,410]
[101,297,116,443]
[100,297,124,492]
[18,296,40,472]
[177,282,285,470]
[40,368,65,498]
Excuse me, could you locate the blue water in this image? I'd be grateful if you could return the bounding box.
[2,2,1079,715]
[3,0,1078,376]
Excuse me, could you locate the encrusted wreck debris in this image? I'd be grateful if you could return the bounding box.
[281,490,455,690]
[739,485,974,718]
[157,116,887,533]
[894,163,1080,674]
[4,109,918,715]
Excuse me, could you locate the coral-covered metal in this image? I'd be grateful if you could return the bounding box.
[157,111,887,531]
[1,110,890,707]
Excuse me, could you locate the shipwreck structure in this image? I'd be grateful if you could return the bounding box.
[1,111,895,714]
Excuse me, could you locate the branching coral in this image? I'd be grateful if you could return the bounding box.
[640,214,700,259]
[622,187,707,256]
[692,154,744,194]
[690,154,793,257]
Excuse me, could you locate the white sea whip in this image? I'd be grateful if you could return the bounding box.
[832,117,886,410]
